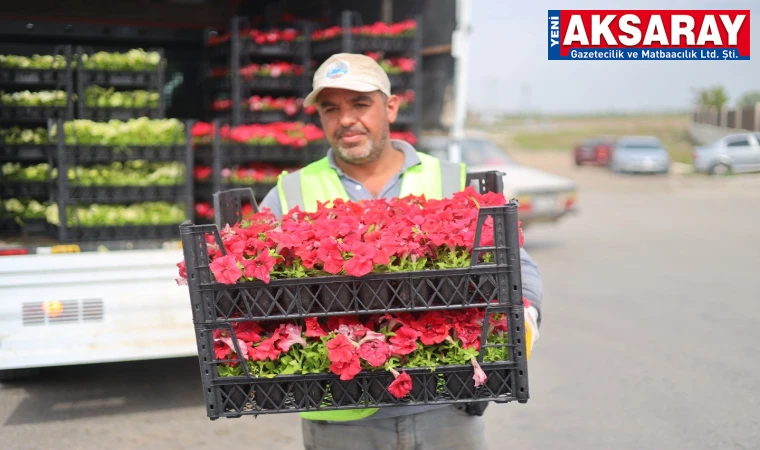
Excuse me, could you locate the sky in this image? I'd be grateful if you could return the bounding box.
[466,0,758,114]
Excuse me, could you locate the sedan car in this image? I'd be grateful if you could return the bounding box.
[609,136,671,174]
[574,136,616,166]
[418,133,578,228]
[692,132,760,175]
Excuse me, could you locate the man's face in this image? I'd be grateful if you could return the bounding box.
[316,88,400,164]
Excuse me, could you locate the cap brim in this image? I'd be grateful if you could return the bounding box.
[303,80,382,107]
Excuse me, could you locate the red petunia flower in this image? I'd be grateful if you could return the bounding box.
[232,321,263,344]
[176,260,187,286]
[249,330,283,361]
[241,250,277,284]
[389,326,420,356]
[336,323,369,342]
[209,254,242,285]
[275,323,306,352]
[326,334,356,364]
[329,353,362,381]
[357,339,391,367]
[215,336,250,362]
[343,242,377,277]
[316,237,345,274]
[471,355,487,387]
[387,368,413,398]
[304,317,328,338]
[409,312,452,346]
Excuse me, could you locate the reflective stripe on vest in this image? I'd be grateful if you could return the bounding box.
[276,151,465,422]
[277,152,466,214]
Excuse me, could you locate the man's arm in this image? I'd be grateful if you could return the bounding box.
[520,247,543,327]
[258,187,283,219]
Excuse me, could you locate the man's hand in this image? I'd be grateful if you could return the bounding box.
[524,305,540,360]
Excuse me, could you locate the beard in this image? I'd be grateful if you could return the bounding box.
[332,125,388,164]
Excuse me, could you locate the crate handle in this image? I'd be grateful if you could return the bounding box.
[213,187,258,230]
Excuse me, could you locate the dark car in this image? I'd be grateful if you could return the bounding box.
[574,136,616,166]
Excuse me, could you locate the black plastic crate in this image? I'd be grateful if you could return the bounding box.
[0,217,22,236]
[208,40,306,60]
[194,142,326,166]
[65,184,186,203]
[62,145,186,163]
[352,36,415,53]
[208,75,305,93]
[78,107,162,121]
[0,144,53,163]
[219,143,326,166]
[312,39,344,56]
[79,70,159,87]
[209,110,293,125]
[0,68,63,85]
[2,181,51,200]
[241,76,302,92]
[388,73,414,87]
[194,182,274,202]
[394,108,416,126]
[200,356,519,418]
[179,171,530,418]
[312,36,415,56]
[55,223,181,242]
[0,106,66,122]
[241,110,292,124]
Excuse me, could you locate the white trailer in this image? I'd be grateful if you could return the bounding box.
[0,244,196,378]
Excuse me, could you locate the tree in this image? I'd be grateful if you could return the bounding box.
[736,91,760,108]
[693,85,729,108]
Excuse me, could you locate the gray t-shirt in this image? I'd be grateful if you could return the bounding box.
[258,139,544,420]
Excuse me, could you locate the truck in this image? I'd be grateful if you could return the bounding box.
[0,0,465,379]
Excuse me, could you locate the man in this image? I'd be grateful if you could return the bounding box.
[258,53,542,450]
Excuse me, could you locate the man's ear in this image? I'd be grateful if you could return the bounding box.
[386,94,400,123]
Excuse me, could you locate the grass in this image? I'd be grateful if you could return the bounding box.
[474,114,695,164]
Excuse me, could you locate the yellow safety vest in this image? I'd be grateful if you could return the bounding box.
[275,150,466,422]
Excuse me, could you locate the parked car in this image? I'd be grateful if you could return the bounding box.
[574,136,616,166]
[609,135,671,174]
[418,132,578,228]
[692,132,760,175]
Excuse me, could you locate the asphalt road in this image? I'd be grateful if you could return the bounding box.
[2,163,759,450]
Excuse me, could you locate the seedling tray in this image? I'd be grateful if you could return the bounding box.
[79,107,162,121]
[79,70,159,87]
[0,144,53,163]
[61,145,186,163]
[0,106,67,122]
[0,68,64,85]
[56,223,181,242]
[64,184,186,203]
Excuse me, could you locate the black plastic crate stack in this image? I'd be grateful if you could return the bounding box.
[310,11,423,139]
[196,18,324,222]
[75,46,166,121]
[179,171,530,420]
[192,120,328,216]
[0,45,75,236]
[49,118,194,243]
[203,17,313,126]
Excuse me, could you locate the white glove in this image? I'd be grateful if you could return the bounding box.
[524,305,540,359]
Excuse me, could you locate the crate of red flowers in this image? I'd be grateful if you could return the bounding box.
[177,171,530,419]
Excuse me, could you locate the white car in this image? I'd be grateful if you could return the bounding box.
[418,133,578,228]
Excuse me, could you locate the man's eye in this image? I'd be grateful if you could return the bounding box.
[324,107,336,113]
[355,103,369,108]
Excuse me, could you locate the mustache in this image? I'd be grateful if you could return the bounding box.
[335,126,368,138]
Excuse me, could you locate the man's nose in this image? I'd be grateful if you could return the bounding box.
[338,107,358,128]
